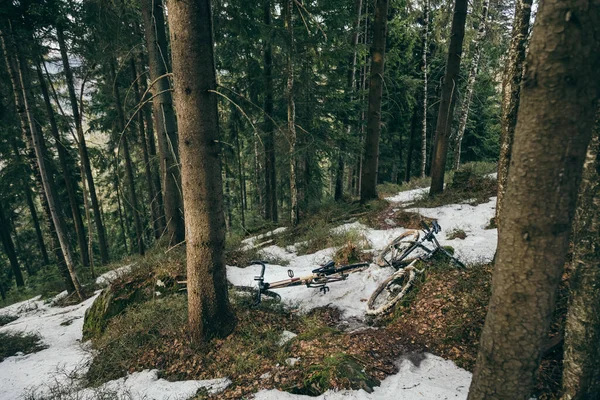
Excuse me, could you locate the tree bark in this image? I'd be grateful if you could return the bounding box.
[420,0,429,178]
[56,24,109,264]
[360,0,389,203]
[467,0,600,397]
[452,0,489,170]
[130,58,163,241]
[285,0,299,225]
[0,201,25,287]
[36,60,90,268]
[14,34,83,300]
[167,0,235,343]
[428,0,468,195]
[140,0,185,246]
[495,0,533,223]
[263,0,278,222]
[561,121,600,399]
[110,60,145,256]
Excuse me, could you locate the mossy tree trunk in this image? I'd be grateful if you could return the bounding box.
[495,0,533,225]
[360,0,389,203]
[428,0,468,195]
[467,0,600,397]
[141,0,185,246]
[167,0,235,343]
[561,121,600,399]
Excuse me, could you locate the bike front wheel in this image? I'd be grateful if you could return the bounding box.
[232,285,282,305]
[376,230,420,268]
[366,263,419,316]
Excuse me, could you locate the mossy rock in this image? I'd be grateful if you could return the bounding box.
[83,266,185,341]
[298,353,379,395]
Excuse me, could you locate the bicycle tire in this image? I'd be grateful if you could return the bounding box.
[231,286,282,303]
[376,230,420,268]
[366,264,419,316]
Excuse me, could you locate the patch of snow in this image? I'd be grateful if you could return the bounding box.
[241,227,288,250]
[253,353,471,399]
[407,197,497,264]
[385,187,429,204]
[77,370,231,399]
[96,264,135,287]
[0,278,231,399]
[278,330,298,346]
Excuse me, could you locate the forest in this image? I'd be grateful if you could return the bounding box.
[0,0,599,399]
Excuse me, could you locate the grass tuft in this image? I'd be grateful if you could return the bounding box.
[0,331,47,362]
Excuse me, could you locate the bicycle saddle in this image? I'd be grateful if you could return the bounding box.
[312,260,335,273]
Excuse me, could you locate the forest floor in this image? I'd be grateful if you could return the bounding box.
[0,169,565,399]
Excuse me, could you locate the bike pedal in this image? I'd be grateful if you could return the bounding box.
[320,286,330,294]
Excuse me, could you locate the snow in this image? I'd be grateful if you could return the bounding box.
[76,370,231,399]
[253,353,471,399]
[0,269,231,400]
[385,187,430,204]
[0,185,498,400]
[95,264,134,287]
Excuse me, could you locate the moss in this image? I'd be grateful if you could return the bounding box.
[296,353,379,395]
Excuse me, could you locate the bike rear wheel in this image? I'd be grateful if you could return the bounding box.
[366,263,419,316]
[376,230,420,268]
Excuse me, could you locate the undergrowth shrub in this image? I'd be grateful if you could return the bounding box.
[0,331,47,362]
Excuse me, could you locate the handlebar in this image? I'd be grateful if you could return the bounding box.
[421,220,441,235]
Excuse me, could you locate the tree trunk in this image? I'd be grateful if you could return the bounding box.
[167,0,236,343]
[0,26,75,291]
[263,0,278,222]
[285,0,299,225]
[421,0,429,178]
[560,122,600,399]
[14,35,83,300]
[428,0,468,195]
[232,111,246,230]
[495,0,533,223]
[130,58,163,241]
[405,103,419,182]
[36,61,90,268]
[10,139,49,266]
[140,0,185,246]
[113,156,130,255]
[0,201,25,287]
[452,0,489,170]
[467,1,600,397]
[56,24,109,264]
[335,0,363,202]
[138,53,166,233]
[360,0,389,203]
[110,60,145,256]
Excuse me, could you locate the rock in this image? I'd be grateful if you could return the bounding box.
[278,330,298,346]
[260,372,272,380]
[285,357,300,366]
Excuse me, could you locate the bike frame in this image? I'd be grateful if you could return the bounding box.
[250,260,369,304]
[389,221,464,268]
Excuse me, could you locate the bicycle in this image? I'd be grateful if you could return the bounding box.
[241,260,370,305]
[367,220,465,316]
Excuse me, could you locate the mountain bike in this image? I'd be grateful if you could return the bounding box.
[367,220,465,316]
[240,260,369,305]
